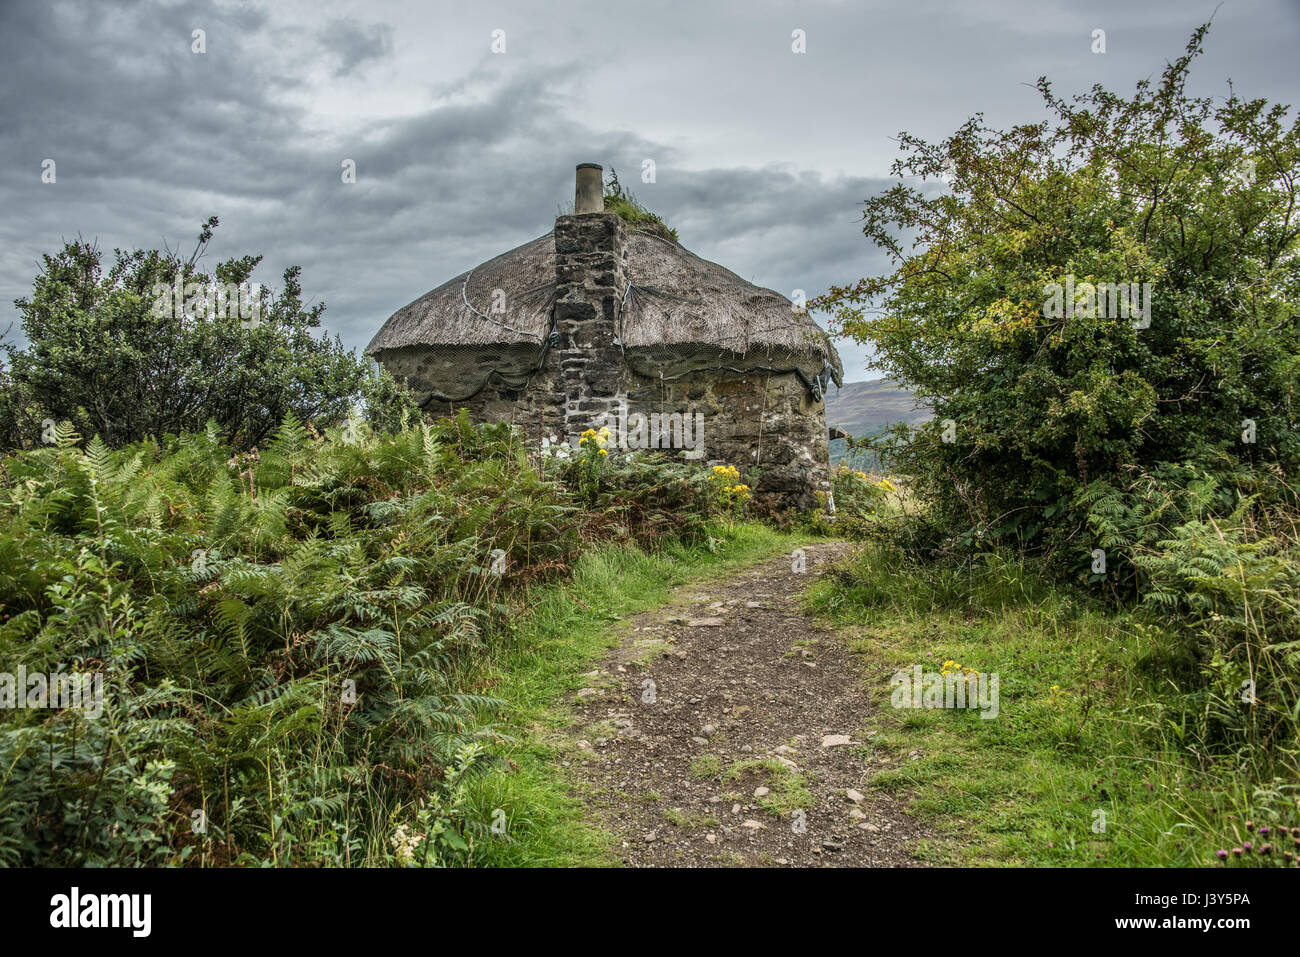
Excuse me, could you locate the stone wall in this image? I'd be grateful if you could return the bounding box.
[388,355,830,510]
[374,344,565,443]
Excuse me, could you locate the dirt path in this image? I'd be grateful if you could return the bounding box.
[565,541,924,867]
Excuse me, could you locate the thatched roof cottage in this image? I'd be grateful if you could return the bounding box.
[366,163,842,509]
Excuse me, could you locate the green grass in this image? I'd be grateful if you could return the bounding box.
[663,807,718,828]
[805,544,1268,867]
[690,754,724,779]
[720,758,814,819]
[463,520,826,866]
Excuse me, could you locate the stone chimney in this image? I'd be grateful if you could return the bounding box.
[553,163,629,442]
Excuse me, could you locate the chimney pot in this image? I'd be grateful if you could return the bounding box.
[574,163,603,215]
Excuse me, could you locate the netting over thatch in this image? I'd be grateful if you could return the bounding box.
[365,234,556,353]
[621,232,839,379]
[364,228,843,387]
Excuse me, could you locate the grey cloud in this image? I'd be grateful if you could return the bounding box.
[1,0,1295,387]
[318,18,393,78]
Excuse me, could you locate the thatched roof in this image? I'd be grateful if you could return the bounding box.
[366,228,842,385]
[366,233,556,353]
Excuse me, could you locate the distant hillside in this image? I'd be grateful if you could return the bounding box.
[825,378,931,438]
[824,378,931,470]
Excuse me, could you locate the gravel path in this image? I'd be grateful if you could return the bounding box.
[565,541,925,867]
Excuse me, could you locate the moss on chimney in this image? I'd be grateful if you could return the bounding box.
[603,167,678,243]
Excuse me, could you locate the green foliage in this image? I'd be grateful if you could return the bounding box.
[1210,785,1300,866]
[704,464,753,519]
[814,25,1300,571]
[552,437,716,549]
[828,465,894,529]
[1133,503,1300,778]
[3,220,417,452]
[603,168,679,242]
[0,413,720,865]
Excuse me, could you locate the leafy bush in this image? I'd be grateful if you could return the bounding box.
[3,220,416,452]
[832,466,892,517]
[1134,504,1300,777]
[806,26,1300,861]
[550,429,717,548]
[814,25,1300,575]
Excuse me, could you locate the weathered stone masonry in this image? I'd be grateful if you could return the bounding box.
[553,211,631,440]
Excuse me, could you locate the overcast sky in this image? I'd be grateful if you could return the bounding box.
[2,0,1296,384]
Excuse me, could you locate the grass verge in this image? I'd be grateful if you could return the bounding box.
[805,544,1275,867]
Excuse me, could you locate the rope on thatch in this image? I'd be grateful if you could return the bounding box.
[622,282,835,365]
[631,360,826,383]
[460,265,545,341]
